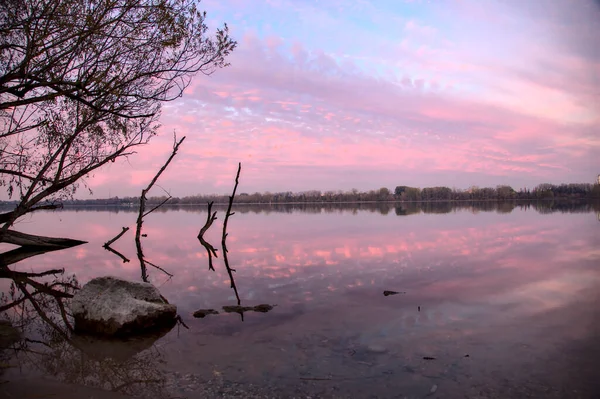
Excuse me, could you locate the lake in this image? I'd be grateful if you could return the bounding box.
[1,201,599,398]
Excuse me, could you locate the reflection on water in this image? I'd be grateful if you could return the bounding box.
[1,202,599,398]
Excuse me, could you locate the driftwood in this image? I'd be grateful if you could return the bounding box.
[0,229,86,249]
[0,246,72,267]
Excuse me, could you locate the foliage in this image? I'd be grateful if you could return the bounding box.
[30,181,599,207]
[0,0,236,230]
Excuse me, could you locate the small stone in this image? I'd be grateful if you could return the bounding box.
[193,309,219,318]
[430,384,438,393]
[253,304,275,313]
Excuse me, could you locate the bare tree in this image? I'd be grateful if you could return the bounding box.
[0,0,236,242]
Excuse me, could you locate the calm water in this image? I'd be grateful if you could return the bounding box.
[1,202,600,398]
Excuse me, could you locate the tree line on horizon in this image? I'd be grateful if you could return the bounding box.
[5,197,599,217]
[3,182,597,207]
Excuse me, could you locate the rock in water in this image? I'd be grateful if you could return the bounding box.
[71,276,177,336]
[193,309,219,318]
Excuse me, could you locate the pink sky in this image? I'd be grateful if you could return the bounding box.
[88,0,600,198]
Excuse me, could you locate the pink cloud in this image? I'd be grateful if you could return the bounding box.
[76,1,600,198]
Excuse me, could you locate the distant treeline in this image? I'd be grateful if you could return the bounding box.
[34,182,600,206]
[9,199,598,217]
[1,182,598,208]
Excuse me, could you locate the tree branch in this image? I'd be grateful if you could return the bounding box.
[103,226,129,248]
[103,245,130,263]
[221,163,241,252]
[134,134,185,281]
[198,201,217,239]
[220,163,241,305]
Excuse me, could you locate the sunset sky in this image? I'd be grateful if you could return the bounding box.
[90,0,600,198]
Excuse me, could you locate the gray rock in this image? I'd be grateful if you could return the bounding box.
[71,276,176,336]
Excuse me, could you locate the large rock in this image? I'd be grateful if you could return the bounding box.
[71,276,176,336]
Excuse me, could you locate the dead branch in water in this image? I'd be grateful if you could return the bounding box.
[221,162,241,248]
[135,134,185,243]
[198,236,218,271]
[134,134,185,281]
[103,227,129,248]
[221,163,241,305]
[0,229,86,248]
[222,241,240,305]
[104,245,130,263]
[198,201,217,239]
[144,258,174,278]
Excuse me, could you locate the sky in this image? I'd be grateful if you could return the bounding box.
[89,0,600,198]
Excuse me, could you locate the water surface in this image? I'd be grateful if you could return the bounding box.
[1,202,599,398]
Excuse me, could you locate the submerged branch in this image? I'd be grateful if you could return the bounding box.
[221,163,241,251]
[103,245,131,263]
[221,242,240,305]
[198,236,218,271]
[135,134,185,281]
[198,201,217,239]
[220,163,242,305]
[143,258,174,278]
[103,227,130,248]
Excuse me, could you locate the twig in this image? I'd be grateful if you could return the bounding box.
[103,245,130,263]
[144,258,174,278]
[103,227,129,248]
[0,267,64,278]
[198,236,218,271]
[143,196,172,218]
[54,296,74,331]
[175,315,189,329]
[198,201,217,239]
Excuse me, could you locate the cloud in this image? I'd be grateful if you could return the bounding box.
[81,0,600,198]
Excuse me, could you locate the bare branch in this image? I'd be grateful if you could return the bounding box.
[220,163,242,305]
[143,258,173,279]
[221,162,241,251]
[134,134,184,280]
[103,245,130,263]
[198,236,218,272]
[103,226,129,248]
[198,201,217,239]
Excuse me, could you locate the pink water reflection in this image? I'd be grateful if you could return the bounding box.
[3,205,600,396]
[5,206,598,317]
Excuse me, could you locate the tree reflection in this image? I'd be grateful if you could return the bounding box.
[0,245,173,398]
